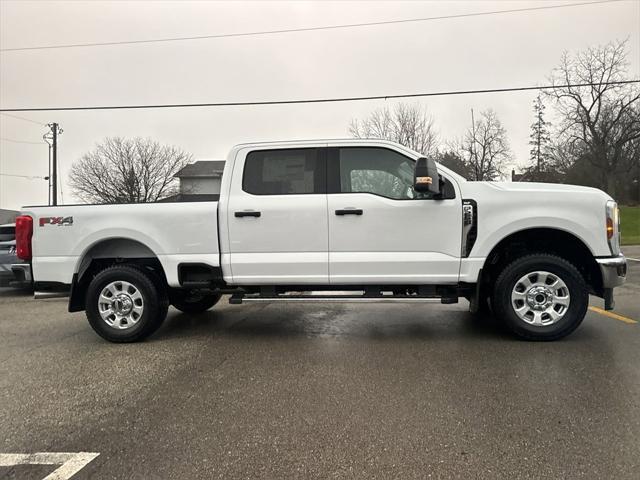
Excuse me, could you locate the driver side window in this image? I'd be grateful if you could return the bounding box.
[339,147,418,200]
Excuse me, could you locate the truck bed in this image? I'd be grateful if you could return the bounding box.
[22,201,220,287]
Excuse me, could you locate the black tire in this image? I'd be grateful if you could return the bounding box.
[491,254,588,341]
[85,265,169,343]
[170,290,221,314]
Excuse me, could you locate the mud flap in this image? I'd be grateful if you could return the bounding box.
[604,288,615,311]
[468,269,482,314]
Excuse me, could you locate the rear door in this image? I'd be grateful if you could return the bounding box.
[226,147,328,284]
[327,146,462,284]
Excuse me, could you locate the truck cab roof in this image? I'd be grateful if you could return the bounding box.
[227,138,467,184]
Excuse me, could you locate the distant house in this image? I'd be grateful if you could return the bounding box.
[160,160,225,202]
[511,168,561,183]
[511,169,533,182]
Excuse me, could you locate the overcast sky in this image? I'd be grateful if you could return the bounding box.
[1,0,638,210]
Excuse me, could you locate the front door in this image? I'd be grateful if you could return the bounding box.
[227,147,328,284]
[327,146,462,284]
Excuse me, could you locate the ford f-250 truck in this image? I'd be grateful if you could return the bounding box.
[15,139,627,342]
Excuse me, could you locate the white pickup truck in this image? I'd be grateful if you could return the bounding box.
[15,139,626,342]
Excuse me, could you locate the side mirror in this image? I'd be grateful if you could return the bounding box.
[414,157,440,196]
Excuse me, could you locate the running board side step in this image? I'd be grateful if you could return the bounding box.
[34,291,70,300]
[229,294,458,305]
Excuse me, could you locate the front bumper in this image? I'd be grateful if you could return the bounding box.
[596,255,627,288]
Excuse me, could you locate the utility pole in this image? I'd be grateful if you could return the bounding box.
[51,123,58,206]
[471,108,478,180]
[45,123,62,206]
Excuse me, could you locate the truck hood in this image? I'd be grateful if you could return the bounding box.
[460,181,612,202]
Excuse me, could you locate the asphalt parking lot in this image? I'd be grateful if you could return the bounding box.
[1,250,639,479]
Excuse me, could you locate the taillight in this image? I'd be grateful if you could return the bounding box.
[15,215,33,260]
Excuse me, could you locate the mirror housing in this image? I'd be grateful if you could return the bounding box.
[414,157,441,196]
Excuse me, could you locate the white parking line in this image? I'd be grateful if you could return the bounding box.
[625,257,640,262]
[0,452,99,480]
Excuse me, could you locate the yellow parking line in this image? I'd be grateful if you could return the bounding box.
[589,306,637,324]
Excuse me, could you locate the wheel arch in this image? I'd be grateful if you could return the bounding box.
[479,227,603,296]
[69,237,168,312]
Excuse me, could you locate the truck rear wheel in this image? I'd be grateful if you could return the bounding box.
[170,290,221,314]
[85,265,168,343]
[491,254,588,341]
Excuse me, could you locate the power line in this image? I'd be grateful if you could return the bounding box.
[0,173,47,180]
[0,137,44,145]
[0,0,622,52]
[0,80,638,113]
[0,112,45,126]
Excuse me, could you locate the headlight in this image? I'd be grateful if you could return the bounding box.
[606,200,621,255]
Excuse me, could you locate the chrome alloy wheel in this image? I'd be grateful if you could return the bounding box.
[511,271,570,326]
[98,280,144,330]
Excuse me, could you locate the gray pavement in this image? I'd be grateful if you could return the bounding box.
[0,255,639,479]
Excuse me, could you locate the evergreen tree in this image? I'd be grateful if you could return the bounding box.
[528,94,552,179]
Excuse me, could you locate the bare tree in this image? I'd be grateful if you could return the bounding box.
[69,137,192,204]
[458,109,512,181]
[349,103,439,156]
[546,39,640,197]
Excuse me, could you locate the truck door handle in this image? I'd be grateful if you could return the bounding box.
[235,211,261,218]
[335,209,363,216]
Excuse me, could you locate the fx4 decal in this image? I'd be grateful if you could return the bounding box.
[40,216,74,227]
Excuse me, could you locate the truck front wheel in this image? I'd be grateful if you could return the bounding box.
[170,290,221,314]
[85,265,169,342]
[491,254,588,341]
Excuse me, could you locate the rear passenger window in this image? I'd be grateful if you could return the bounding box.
[243,148,324,195]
